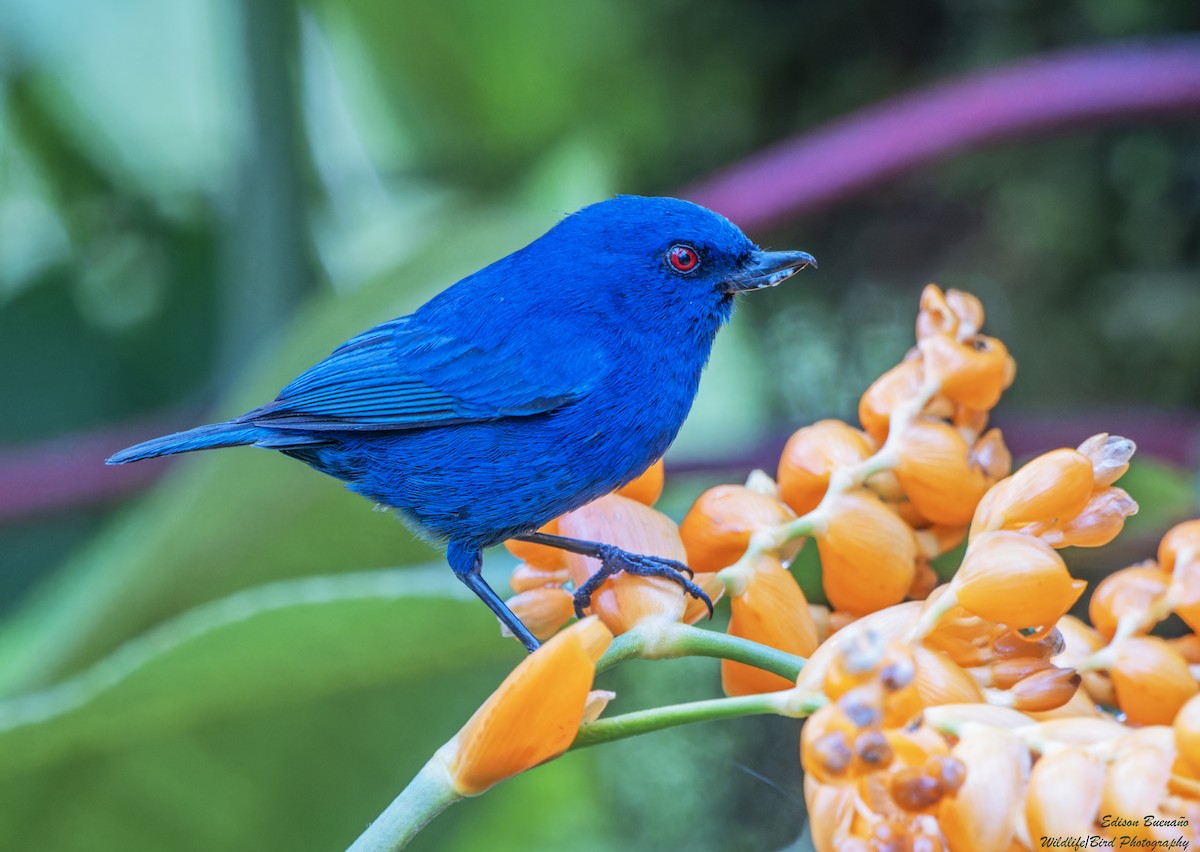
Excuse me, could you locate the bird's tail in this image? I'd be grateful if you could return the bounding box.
[106,421,262,465]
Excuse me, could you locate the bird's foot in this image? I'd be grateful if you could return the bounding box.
[571,545,712,620]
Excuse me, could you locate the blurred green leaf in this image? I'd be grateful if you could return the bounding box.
[0,566,626,851]
[0,205,566,694]
[0,567,512,777]
[1118,456,1198,538]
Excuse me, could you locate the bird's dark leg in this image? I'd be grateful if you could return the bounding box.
[515,532,713,620]
[447,540,541,653]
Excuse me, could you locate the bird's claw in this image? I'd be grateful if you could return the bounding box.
[572,545,712,620]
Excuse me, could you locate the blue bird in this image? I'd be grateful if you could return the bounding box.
[108,196,815,652]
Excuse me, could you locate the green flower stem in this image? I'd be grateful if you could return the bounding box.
[595,622,805,681]
[348,752,461,852]
[776,514,817,545]
[571,689,825,750]
[594,629,647,673]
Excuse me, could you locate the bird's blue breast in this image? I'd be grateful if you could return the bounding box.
[314,323,713,546]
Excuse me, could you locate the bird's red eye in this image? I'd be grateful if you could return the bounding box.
[667,244,700,274]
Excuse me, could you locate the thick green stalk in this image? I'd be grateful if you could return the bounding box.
[595,622,805,680]
[572,689,825,749]
[347,751,461,852]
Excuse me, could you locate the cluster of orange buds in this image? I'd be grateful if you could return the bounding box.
[502,460,722,639]
[678,475,820,694]
[905,432,1138,645]
[800,629,967,850]
[920,613,1083,715]
[675,285,1015,647]
[795,517,1200,850]
[836,285,1016,607]
[1069,519,1200,726]
[917,700,1200,848]
[662,285,1018,706]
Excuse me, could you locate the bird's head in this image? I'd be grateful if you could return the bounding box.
[544,195,816,323]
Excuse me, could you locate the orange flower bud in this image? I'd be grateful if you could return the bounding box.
[916,285,986,343]
[509,563,571,594]
[972,426,1012,479]
[679,484,795,572]
[1160,520,1200,574]
[449,617,612,795]
[920,587,1003,667]
[951,531,1085,630]
[803,776,857,851]
[817,491,917,617]
[558,495,688,634]
[892,419,1006,526]
[615,459,664,506]
[808,604,833,642]
[1004,667,1081,713]
[777,420,875,515]
[1033,486,1137,549]
[859,360,925,444]
[990,657,1055,689]
[1099,636,1199,726]
[1101,727,1178,844]
[721,556,819,696]
[918,333,1014,412]
[1023,685,1101,721]
[913,645,985,706]
[970,449,1095,538]
[1076,433,1136,487]
[581,689,616,724]
[953,405,990,444]
[1171,558,1200,635]
[939,727,1029,852]
[991,626,1065,661]
[504,518,565,570]
[1081,672,1117,709]
[916,284,960,340]
[1088,563,1171,641]
[945,288,985,338]
[502,587,575,641]
[895,498,932,529]
[1054,614,1104,661]
[1171,633,1200,664]
[1025,747,1104,838]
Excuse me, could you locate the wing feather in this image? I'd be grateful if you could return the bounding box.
[241,316,594,432]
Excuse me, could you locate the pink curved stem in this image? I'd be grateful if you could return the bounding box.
[684,39,1200,229]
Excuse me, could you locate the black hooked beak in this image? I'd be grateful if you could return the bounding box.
[722,250,817,294]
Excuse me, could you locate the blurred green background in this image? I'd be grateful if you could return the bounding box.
[1,1,1198,850]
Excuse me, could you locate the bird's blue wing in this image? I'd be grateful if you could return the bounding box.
[240,316,596,431]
